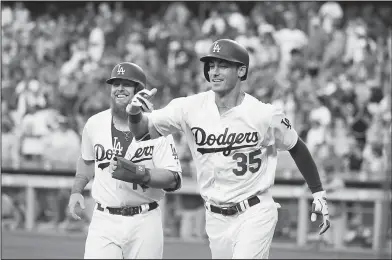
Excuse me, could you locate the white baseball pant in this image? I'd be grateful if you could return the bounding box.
[205,193,278,259]
[84,205,163,259]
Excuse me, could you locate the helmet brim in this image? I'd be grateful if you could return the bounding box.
[200,54,245,66]
[106,77,145,88]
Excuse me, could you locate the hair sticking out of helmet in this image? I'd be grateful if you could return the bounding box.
[200,39,250,82]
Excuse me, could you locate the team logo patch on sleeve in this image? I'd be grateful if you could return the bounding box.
[170,144,179,160]
[281,118,292,129]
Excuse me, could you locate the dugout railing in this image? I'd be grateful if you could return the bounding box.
[1,173,390,252]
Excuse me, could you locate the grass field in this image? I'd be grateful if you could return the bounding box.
[1,230,385,259]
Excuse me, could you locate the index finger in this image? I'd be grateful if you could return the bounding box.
[319,219,331,235]
[71,212,81,220]
[140,88,157,98]
[149,88,157,96]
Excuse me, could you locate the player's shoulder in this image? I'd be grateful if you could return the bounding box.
[142,133,175,148]
[85,109,111,128]
[179,90,212,104]
[245,94,276,113]
[166,90,212,112]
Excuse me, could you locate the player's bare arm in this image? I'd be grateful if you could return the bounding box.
[68,156,95,219]
[288,137,330,234]
[126,88,162,141]
[109,157,180,191]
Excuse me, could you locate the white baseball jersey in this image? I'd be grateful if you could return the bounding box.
[149,90,298,206]
[81,109,182,207]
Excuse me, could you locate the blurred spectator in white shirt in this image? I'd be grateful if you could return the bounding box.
[164,2,191,27]
[125,32,146,66]
[18,109,59,161]
[61,38,89,76]
[331,118,352,161]
[2,6,13,27]
[362,141,384,180]
[306,98,331,155]
[235,29,260,70]
[12,2,31,31]
[82,56,100,75]
[226,3,247,35]
[255,24,281,70]
[88,17,105,62]
[194,35,214,57]
[201,10,226,36]
[42,116,80,170]
[344,21,377,66]
[318,1,343,34]
[98,2,112,20]
[274,11,308,77]
[309,98,331,127]
[306,16,330,62]
[15,76,47,124]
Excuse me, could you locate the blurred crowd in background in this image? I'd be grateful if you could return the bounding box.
[1,1,391,249]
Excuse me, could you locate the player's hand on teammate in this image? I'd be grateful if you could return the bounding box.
[126,88,157,115]
[110,157,149,185]
[68,193,85,220]
[311,190,330,235]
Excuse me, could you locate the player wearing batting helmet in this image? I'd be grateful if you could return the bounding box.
[69,62,182,259]
[106,62,146,93]
[127,39,330,259]
[200,38,250,82]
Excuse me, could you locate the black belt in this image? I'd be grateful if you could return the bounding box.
[97,202,158,216]
[208,196,260,216]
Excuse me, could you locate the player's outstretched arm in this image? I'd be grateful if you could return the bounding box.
[289,138,330,235]
[68,157,94,219]
[127,89,186,141]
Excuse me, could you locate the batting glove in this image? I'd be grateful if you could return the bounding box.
[311,190,330,235]
[111,157,151,185]
[126,88,157,115]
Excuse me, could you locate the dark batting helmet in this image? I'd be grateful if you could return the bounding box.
[106,62,146,93]
[200,39,249,82]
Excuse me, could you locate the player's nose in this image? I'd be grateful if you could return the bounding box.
[210,66,220,75]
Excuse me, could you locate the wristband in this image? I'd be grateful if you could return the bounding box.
[312,190,326,199]
[71,174,89,194]
[128,112,143,124]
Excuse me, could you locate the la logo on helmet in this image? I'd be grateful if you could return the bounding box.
[212,43,221,53]
[117,65,125,75]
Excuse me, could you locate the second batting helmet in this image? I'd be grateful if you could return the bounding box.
[106,62,146,92]
[200,39,249,82]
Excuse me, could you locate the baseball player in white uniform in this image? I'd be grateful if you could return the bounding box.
[68,62,182,259]
[127,39,330,259]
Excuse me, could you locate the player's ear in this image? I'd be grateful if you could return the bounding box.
[237,65,246,78]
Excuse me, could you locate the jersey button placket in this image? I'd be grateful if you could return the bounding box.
[213,157,221,191]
